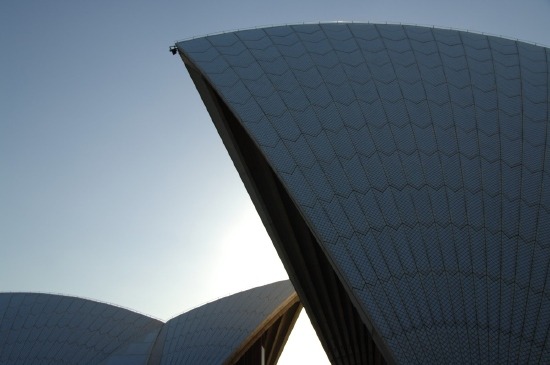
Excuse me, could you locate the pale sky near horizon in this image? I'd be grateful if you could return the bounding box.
[1,1,549,363]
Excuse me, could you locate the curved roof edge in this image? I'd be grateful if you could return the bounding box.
[173,21,548,49]
[0,291,163,321]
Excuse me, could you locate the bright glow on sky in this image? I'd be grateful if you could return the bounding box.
[1,1,549,363]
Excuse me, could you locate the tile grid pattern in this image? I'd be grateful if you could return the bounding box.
[178,23,550,364]
[0,293,162,365]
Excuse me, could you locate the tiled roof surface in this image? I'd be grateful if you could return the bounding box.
[177,23,550,364]
[0,282,296,365]
[0,293,162,365]
[159,280,295,365]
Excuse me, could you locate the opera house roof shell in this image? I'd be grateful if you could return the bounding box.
[175,23,550,364]
[0,280,300,365]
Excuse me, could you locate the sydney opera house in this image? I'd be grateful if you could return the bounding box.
[0,281,300,364]
[174,23,550,364]
[2,22,548,365]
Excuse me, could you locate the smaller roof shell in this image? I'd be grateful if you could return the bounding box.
[0,281,300,365]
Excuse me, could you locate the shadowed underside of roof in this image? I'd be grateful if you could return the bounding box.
[176,23,550,364]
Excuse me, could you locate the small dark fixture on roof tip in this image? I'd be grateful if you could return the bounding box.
[169,46,177,55]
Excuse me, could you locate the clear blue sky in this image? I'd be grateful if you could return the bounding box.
[1,1,549,363]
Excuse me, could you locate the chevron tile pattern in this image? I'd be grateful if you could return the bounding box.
[177,23,550,364]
